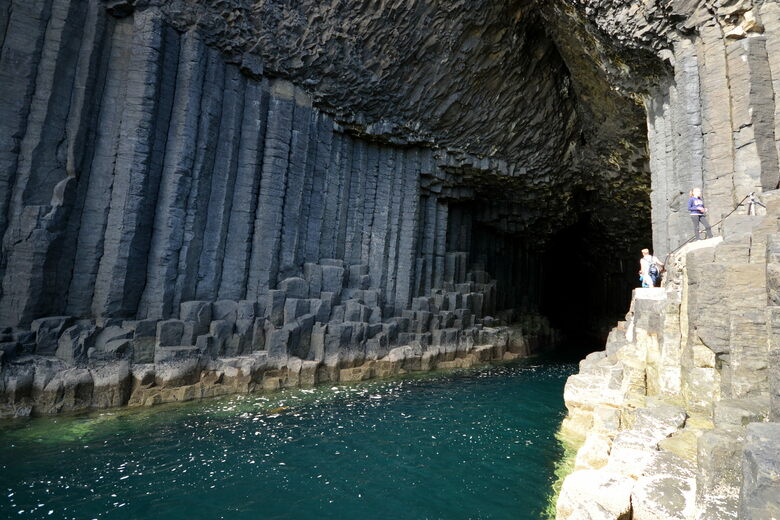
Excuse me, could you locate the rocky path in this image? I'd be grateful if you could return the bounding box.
[557,193,780,519]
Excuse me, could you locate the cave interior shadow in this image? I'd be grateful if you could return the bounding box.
[538,214,636,361]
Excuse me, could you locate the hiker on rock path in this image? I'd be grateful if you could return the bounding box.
[689,187,713,240]
[639,248,663,288]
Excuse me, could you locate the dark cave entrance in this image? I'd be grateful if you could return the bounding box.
[539,215,636,357]
[445,202,638,358]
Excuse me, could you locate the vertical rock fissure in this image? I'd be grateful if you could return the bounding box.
[91,11,178,317]
[57,0,113,315]
[67,15,130,317]
[0,0,54,282]
[241,83,286,298]
[194,66,246,302]
[139,31,207,320]
[172,47,227,309]
[0,1,13,52]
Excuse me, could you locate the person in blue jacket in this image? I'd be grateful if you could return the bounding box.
[688,187,713,240]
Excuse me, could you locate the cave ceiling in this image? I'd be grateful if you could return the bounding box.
[128,0,669,250]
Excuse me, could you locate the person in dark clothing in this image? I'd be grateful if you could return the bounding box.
[688,188,713,240]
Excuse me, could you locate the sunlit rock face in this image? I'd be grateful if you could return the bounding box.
[553,1,780,518]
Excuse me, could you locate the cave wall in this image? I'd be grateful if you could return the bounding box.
[554,2,780,518]
[0,0,666,381]
[648,4,780,257]
[0,1,529,328]
[557,0,780,256]
[1,0,647,333]
[3,0,583,418]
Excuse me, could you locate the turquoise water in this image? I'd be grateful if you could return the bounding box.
[0,360,575,520]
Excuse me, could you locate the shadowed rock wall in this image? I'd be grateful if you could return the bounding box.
[0,0,578,417]
[0,0,653,333]
[0,2,543,327]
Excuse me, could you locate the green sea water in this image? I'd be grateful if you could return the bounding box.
[0,359,576,520]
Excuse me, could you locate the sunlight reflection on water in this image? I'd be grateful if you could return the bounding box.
[1,359,575,520]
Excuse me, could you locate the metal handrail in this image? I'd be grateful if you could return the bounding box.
[661,193,753,268]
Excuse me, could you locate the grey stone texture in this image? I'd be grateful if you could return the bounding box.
[741,422,780,519]
[546,0,778,257]
[0,5,533,329]
[0,2,779,517]
[1,243,556,417]
[0,0,656,334]
[559,206,780,520]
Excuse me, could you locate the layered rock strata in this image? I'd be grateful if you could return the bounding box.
[557,194,780,519]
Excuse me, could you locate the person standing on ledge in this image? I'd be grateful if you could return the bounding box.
[688,187,713,240]
[639,248,664,288]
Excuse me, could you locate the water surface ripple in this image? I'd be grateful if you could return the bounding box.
[0,360,575,520]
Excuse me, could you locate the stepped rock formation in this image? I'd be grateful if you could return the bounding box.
[558,208,780,519]
[555,0,780,518]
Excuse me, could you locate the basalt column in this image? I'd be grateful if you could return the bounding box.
[0,3,527,328]
[627,3,780,257]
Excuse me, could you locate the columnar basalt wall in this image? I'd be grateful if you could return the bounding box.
[559,0,780,256]
[558,206,780,519]
[648,5,780,256]
[554,1,780,518]
[0,2,540,328]
[3,0,778,513]
[0,0,591,417]
[0,0,654,335]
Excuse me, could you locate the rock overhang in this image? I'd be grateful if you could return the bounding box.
[143,0,655,251]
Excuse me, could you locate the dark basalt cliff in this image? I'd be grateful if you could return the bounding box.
[1,0,779,517]
[2,0,644,418]
[0,0,652,332]
[553,1,780,519]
